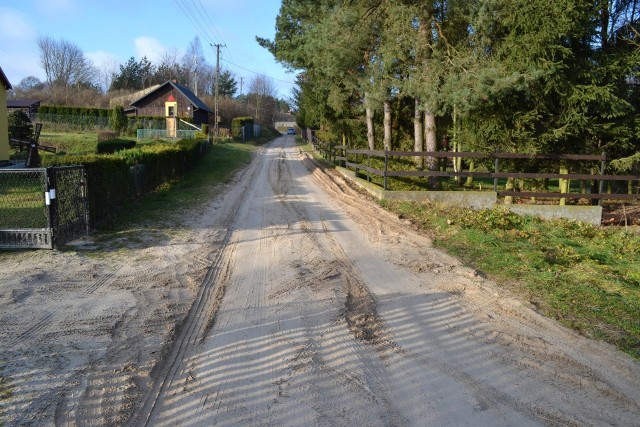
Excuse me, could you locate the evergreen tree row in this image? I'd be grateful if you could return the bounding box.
[260,0,639,170]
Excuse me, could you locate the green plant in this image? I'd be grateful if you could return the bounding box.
[109,105,128,135]
[231,117,253,139]
[96,138,136,154]
[97,131,117,143]
[7,110,33,141]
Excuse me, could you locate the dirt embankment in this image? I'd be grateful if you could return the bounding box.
[1,136,639,426]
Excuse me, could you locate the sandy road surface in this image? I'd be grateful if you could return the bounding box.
[1,136,640,426]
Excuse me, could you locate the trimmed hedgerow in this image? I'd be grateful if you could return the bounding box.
[96,138,136,154]
[41,139,208,227]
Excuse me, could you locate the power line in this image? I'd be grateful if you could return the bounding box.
[174,0,218,47]
[219,57,296,85]
[195,0,227,50]
[173,0,294,95]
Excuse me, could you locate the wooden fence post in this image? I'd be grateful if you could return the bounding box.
[493,156,499,192]
[384,150,389,191]
[559,163,569,206]
[598,152,606,206]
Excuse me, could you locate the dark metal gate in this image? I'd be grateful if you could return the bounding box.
[0,166,89,249]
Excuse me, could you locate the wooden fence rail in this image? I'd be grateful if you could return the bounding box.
[310,137,640,203]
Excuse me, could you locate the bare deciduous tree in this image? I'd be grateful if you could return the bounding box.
[98,57,119,93]
[247,75,278,126]
[36,35,98,87]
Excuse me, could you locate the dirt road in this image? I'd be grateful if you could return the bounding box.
[1,136,639,426]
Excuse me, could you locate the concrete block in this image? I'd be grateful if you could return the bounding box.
[504,204,602,226]
[383,190,497,209]
[334,166,603,225]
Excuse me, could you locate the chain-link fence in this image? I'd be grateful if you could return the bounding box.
[49,166,89,246]
[136,129,197,140]
[0,169,49,228]
[0,169,52,248]
[0,167,88,249]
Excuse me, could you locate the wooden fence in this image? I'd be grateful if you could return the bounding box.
[310,138,640,204]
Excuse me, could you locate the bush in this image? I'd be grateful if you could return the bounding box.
[96,138,136,154]
[97,131,117,142]
[7,110,33,141]
[231,117,253,139]
[109,105,127,135]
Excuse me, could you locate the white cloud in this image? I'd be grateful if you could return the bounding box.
[0,7,37,41]
[86,50,120,69]
[134,37,166,64]
[0,7,42,83]
[33,0,75,16]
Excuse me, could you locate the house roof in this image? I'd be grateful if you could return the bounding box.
[109,83,161,108]
[7,99,40,108]
[0,67,12,90]
[130,80,213,113]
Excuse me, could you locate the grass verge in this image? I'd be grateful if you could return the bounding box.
[381,200,640,359]
[96,141,259,234]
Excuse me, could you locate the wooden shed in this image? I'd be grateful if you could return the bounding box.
[0,67,12,165]
[7,99,41,118]
[127,80,212,127]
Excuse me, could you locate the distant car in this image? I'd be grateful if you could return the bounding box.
[287,127,296,135]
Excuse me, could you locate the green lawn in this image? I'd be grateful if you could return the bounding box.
[0,179,48,228]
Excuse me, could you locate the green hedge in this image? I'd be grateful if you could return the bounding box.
[39,105,109,117]
[37,105,180,134]
[96,139,137,154]
[231,117,253,139]
[42,154,131,226]
[42,139,208,227]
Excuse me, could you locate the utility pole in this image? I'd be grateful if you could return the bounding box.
[193,55,198,96]
[210,43,225,136]
[240,76,244,95]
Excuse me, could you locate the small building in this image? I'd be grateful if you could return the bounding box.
[0,67,12,165]
[7,99,41,120]
[127,80,212,127]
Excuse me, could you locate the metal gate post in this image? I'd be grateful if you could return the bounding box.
[46,168,58,248]
[81,167,90,234]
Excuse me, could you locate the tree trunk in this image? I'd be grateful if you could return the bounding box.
[383,100,392,151]
[601,0,610,51]
[414,98,423,167]
[452,104,461,184]
[465,161,474,187]
[365,92,375,150]
[424,110,437,187]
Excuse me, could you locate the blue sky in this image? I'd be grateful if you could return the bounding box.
[0,0,297,98]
